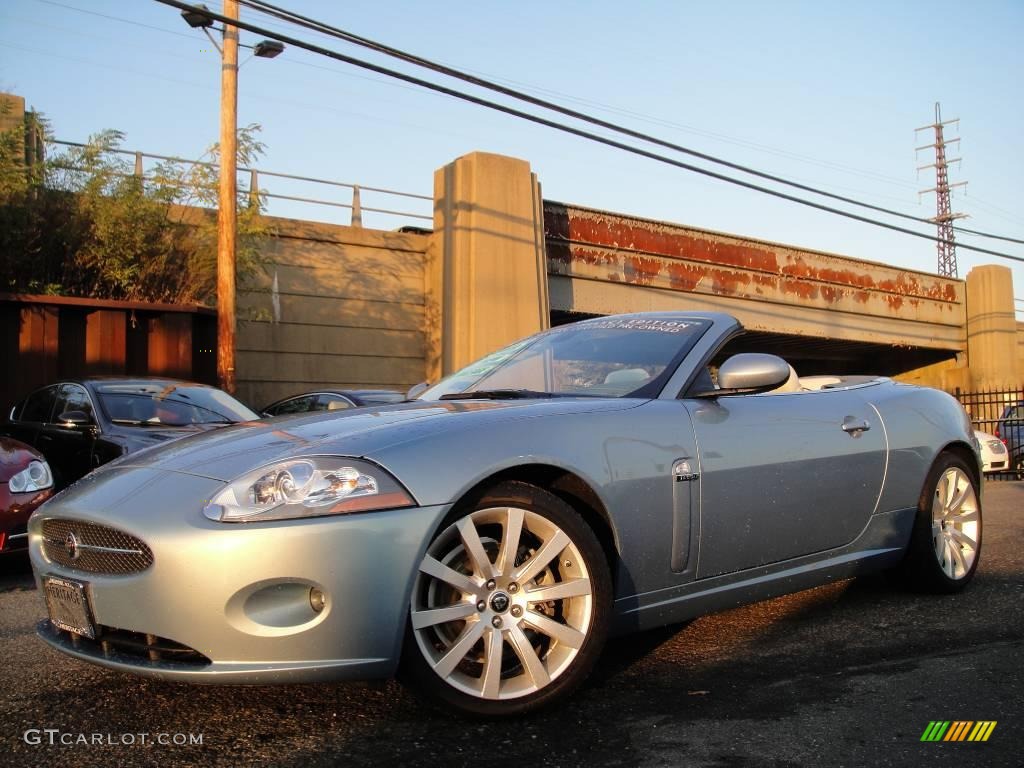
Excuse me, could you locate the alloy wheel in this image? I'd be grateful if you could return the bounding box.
[930,466,980,580]
[410,505,595,701]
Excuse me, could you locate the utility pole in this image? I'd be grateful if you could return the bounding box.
[915,102,967,278]
[218,0,239,394]
[178,3,283,393]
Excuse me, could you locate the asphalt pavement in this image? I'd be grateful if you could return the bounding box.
[2,482,1021,768]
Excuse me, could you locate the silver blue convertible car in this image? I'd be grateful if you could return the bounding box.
[29,312,982,716]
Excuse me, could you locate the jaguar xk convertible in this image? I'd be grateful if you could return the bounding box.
[28,312,982,716]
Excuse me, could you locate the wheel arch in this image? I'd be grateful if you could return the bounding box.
[933,441,982,499]
[445,463,621,590]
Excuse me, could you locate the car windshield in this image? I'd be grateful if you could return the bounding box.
[96,383,259,426]
[419,316,710,400]
[362,393,406,405]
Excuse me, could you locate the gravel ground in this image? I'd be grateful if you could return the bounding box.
[2,483,1021,768]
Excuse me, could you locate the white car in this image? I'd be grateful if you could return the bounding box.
[975,430,1009,473]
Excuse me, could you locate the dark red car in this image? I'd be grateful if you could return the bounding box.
[0,437,54,555]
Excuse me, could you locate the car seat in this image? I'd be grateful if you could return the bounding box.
[603,368,651,386]
[769,364,802,394]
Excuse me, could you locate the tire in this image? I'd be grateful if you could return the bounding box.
[401,480,612,717]
[897,453,982,593]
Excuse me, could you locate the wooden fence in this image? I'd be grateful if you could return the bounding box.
[2,294,217,412]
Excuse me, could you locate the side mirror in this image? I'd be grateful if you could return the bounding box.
[697,354,791,397]
[58,410,93,427]
[405,381,430,400]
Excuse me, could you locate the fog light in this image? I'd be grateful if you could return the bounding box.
[309,588,326,613]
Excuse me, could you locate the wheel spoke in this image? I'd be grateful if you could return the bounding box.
[512,529,570,585]
[934,473,948,511]
[941,539,956,578]
[948,538,967,576]
[496,507,524,576]
[949,508,979,524]
[458,517,498,579]
[480,626,504,699]
[433,618,486,679]
[507,624,550,689]
[411,601,478,630]
[944,470,957,508]
[523,609,585,649]
[949,527,977,553]
[947,483,970,515]
[419,554,480,596]
[524,577,592,603]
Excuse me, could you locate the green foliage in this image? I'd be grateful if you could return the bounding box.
[0,116,271,304]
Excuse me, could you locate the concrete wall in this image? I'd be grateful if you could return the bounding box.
[234,175,1017,404]
[235,216,429,409]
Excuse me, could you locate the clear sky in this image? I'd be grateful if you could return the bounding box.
[1,0,1022,314]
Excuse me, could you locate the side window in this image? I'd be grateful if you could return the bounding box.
[20,386,58,423]
[54,384,95,422]
[319,395,353,411]
[268,395,316,416]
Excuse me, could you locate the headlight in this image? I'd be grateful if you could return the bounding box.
[203,457,415,523]
[9,460,53,493]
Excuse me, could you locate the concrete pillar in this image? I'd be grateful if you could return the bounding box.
[966,265,1019,389]
[0,93,25,137]
[426,152,549,380]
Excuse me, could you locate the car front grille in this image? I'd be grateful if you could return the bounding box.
[41,518,154,575]
[45,622,211,667]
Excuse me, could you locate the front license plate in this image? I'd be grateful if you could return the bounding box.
[43,576,96,639]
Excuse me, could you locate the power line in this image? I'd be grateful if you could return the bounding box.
[238,0,1021,248]
[954,225,1024,244]
[36,0,194,38]
[151,0,1024,265]
[237,6,925,195]
[37,0,1023,243]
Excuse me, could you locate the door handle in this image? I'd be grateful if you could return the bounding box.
[842,418,871,435]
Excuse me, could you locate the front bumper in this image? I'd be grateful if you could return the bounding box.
[1,485,52,553]
[29,466,450,683]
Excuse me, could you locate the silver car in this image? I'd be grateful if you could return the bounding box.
[28,312,982,716]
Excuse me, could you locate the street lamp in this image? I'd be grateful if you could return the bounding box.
[180,4,214,28]
[253,40,285,59]
[179,2,283,394]
[181,5,283,60]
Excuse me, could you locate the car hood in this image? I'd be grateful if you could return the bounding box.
[109,398,643,482]
[106,422,225,450]
[0,437,45,483]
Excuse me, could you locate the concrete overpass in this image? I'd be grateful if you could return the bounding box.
[544,201,964,377]
[427,152,1020,393]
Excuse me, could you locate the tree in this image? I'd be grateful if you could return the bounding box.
[0,99,67,294]
[0,116,271,304]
